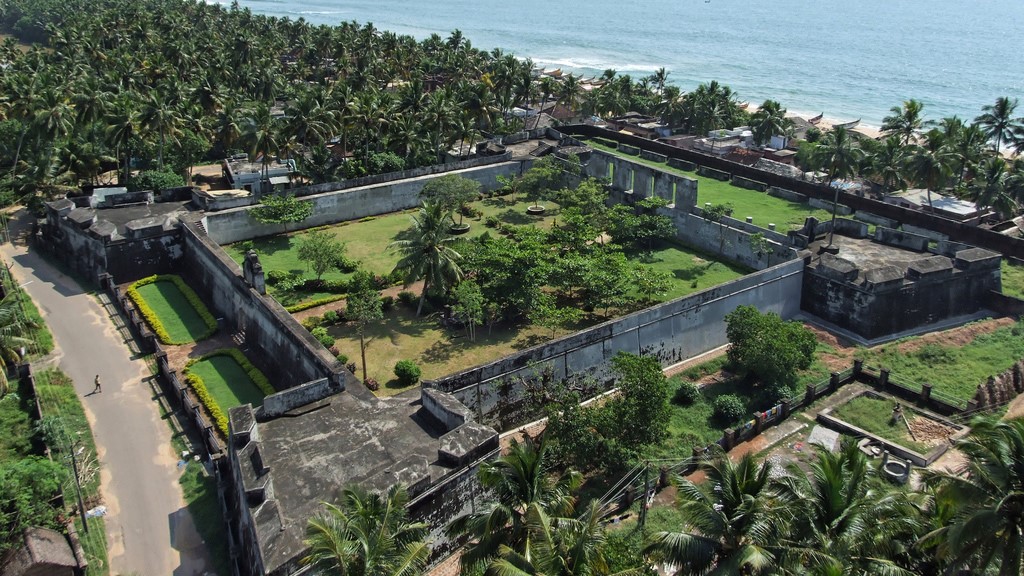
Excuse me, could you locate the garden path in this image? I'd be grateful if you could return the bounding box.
[1,211,212,575]
[291,279,425,322]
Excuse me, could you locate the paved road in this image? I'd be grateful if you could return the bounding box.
[1,215,211,575]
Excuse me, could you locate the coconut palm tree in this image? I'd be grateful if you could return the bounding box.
[483,500,637,576]
[907,128,955,211]
[448,436,582,571]
[969,157,1019,218]
[0,294,35,397]
[750,99,792,147]
[242,101,282,182]
[882,99,926,146]
[773,439,922,574]
[975,96,1021,153]
[388,201,464,316]
[865,135,910,195]
[139,92,181,169]
[814,127,864,246]
[303,484,430,576]
[644,450,789,576]
[920,417,1024,575]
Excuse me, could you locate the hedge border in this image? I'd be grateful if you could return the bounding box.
[127,275,217,345]
[285,294,346,313]
[183,348,275,436]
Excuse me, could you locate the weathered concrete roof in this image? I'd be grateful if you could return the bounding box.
[807,234,927,285]
[90,200,193,236]
[253,387,453,573]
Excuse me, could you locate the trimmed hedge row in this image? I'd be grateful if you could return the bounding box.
[184,372,229,436]
[285,294,346,313]
[183,348,274,436]
[127,274,217,344]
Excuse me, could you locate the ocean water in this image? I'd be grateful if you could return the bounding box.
[228,0,1024,129]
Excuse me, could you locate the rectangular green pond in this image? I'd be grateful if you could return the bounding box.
[136,280,213,343]
[188,355,265,409]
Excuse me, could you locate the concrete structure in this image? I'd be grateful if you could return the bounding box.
[801,232,1001,341]
[223,155,294,195]
[884,188,985,223]
[36,130,1007,576]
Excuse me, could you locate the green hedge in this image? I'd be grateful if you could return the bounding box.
[183,372,229,436]
[127,274,217,344]
[285,294,346,313]
[183,348,274,436]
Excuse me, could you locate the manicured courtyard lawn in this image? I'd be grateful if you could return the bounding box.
[330,305,588,396]
[829,394,930,453]
[585,139,833,231]
[227,193,746,308]
[135,280,214,343]
[1002,259,1024,300]
[187,355,265,408]
[629,243,747,300]
[861,320,1024,403]
[225,196,564,305]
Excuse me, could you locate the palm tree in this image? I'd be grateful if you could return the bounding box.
[448,436,582,570]
[969,157,1018,218]
[139,92,181,169]
[303,484,430,576]
[882,99,925,146]
[865,135,910,195]
[644,450,788,575]
[814,127,864,246]
[907,128,955,211]
[920,417,1024,574]
[483,500,633,576]
[773,439,922,574]
[0,294,35,397]
[388,201,464,316]
[242,102,281,183]
[750,99,792,147]
[975,96,1021,153]
[106,95,141,185]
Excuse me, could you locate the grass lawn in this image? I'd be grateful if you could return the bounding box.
[32,369,109,574]
[135,280,214,343]
[1002,260,1024,300]
[225,195,565,306]
[186,355,265,409]
[585,139,833,231]
[829,394,930,453]
[330,304,588,395]
[628,243,747,300]
[861,320,1024,402]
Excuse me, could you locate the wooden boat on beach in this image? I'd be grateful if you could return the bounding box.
[834,118,860,130]
[738,101,750,110]
[808,113,824,124]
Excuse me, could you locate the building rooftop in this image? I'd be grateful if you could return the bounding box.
[885,189,981,218]
[806,234,928,285]
[241,385,455,573]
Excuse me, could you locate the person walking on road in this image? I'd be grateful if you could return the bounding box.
[94,374,102,393]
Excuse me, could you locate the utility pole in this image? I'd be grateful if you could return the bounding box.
[638,463,650,532]
[68,442,89,533]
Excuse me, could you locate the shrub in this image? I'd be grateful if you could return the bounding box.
[372,274,390,290]
[336,353,349,364]
[310,327,335,349]
[381,295,395,312]
[393,360,422,387]
[127,274,217,344]
[337,256,360,273]
[266,269,292,285]
[127,169,184,192]
[322,310,340,325]
[397,291,417,307]
[673,381,701,406]
[328,346,340,357]
[301,315,323,331]
[484,216,501,228]
[713,394,746,423]
[364,378,380,391]
[323,278,349,293]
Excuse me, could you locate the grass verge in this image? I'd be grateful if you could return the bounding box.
[1001,259,1024,300]
[829,394,930,453]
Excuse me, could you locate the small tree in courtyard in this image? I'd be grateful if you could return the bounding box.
[420,174,480,226]
[725,304,816,401]
[297,230,347,282]
[749,232,772,267]
[251,193,313,226]
[346,271,383,384]
[452,280,484,341]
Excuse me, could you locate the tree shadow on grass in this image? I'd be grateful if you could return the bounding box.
[513,333,548,350]
[251,235,294,256]
[497,208,540,226]
[482,195,517,208]
[421,335,458,365]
